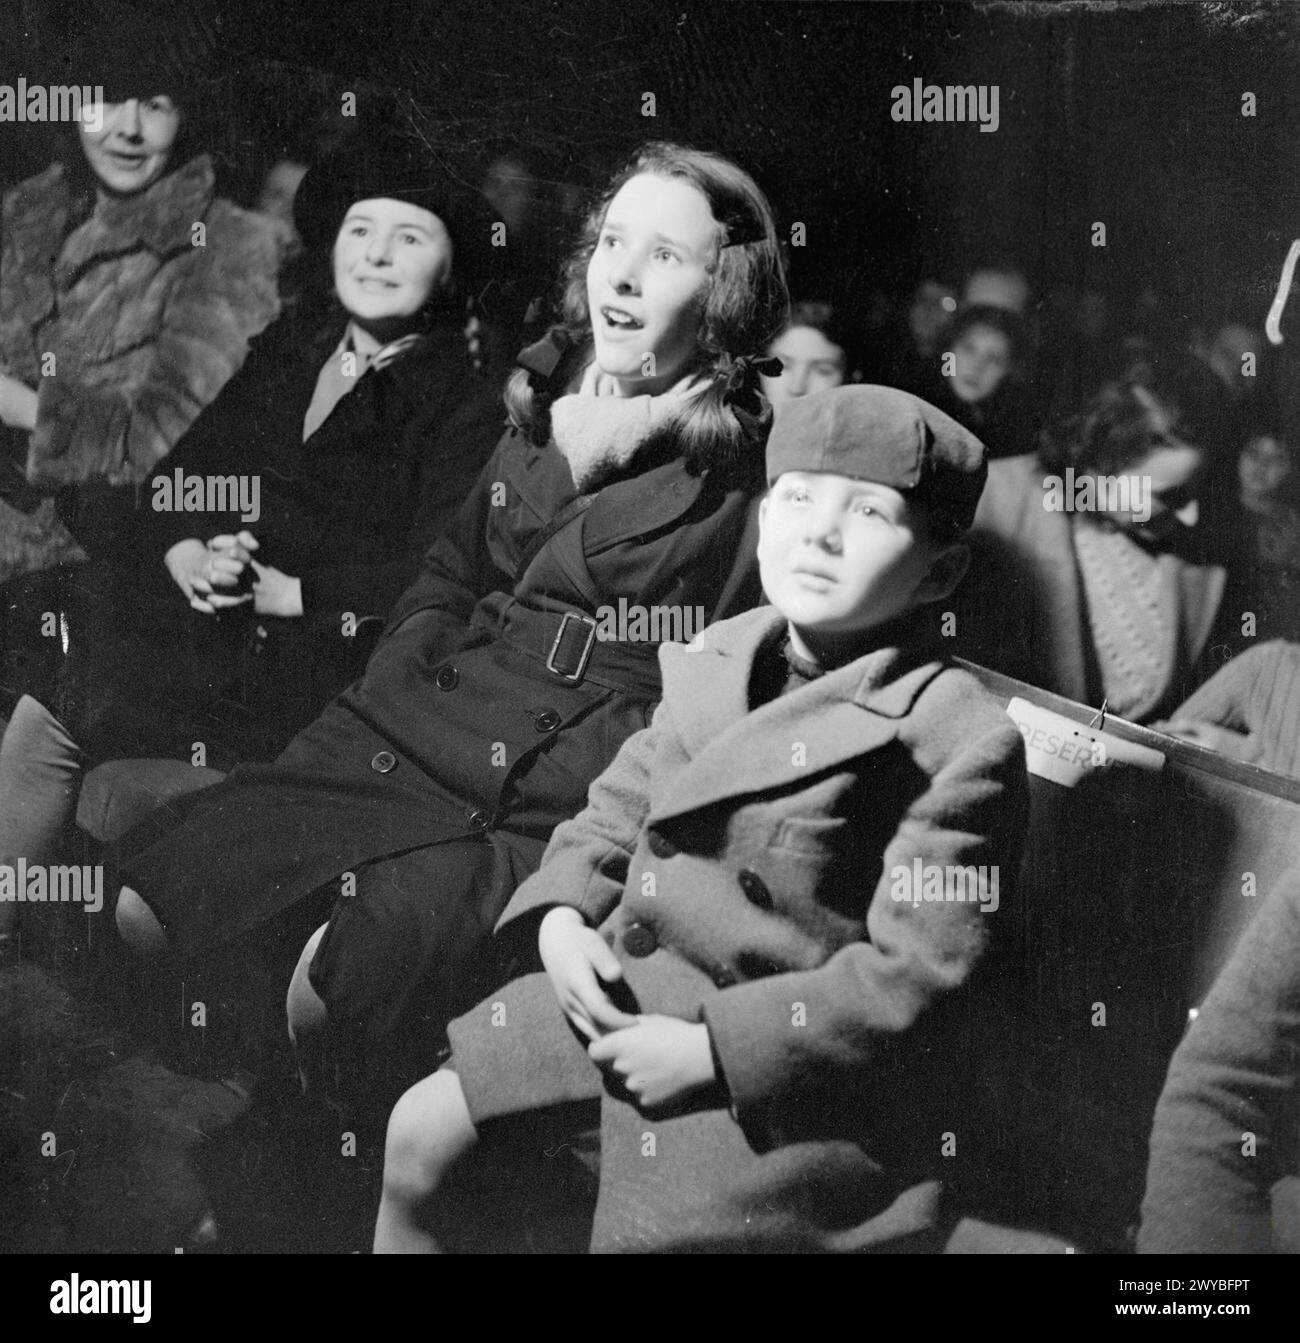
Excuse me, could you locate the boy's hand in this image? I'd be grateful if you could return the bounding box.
[587,1016,717,1110]
[538,907,638,1042]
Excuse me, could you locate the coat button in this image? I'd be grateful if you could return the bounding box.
[435,666,459,691]
[533,709,561,733]
[371,750,397,774]
[738,868,773,910]
[622,923,657,958]
[712,966,736,989]
[647,830,676,860]
[467,809,492,831]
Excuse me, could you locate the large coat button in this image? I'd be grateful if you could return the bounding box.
[435,666,459,691]
[712,966,736,989]
[371,750,397,774]
[622,923,657,958]
[533,709,561,733]
[647,830,676,860]
[738,868,773,910]
[467,809,492,831]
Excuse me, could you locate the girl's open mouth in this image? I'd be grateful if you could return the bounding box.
[601,305,643,331]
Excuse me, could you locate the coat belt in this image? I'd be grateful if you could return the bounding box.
[471,593,664,697]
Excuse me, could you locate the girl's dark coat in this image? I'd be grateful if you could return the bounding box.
[113,383,766,1080]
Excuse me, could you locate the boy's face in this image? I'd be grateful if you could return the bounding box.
[758,470,965,647]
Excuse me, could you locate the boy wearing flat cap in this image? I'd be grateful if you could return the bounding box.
[376,385,1031,1253]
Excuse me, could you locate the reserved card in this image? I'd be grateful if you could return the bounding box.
[1006,697,1166,788]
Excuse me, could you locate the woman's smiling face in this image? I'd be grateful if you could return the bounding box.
[333,198,453,333]
[79,95,180,196]
[586,172,717,395]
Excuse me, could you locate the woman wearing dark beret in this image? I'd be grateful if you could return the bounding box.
[110,142,789,1114]
[0,138,502,957]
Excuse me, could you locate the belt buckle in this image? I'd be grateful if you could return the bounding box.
[546,611,599,681]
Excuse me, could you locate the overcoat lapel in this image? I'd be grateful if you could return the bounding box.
[497,438,712,592]
[648,608,947,824]
[582,455,709,553]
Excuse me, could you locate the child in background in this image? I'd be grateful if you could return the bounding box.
[908,304,1036,461]
[760,300,860,408]
[374,384,1030,1253]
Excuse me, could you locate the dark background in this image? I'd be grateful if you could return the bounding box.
[2,0,1298,341]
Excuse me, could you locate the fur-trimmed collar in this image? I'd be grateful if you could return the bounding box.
[550,361,706,492]
[3,156,219,334]
[55,155,217,280]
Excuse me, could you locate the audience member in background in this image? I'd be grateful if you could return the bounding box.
[962,265,1030,316]
[1157,640,1300,778]
[1192,318,1277,528]
[0,138,502,960]
[476,148,573,374]
[0,23,283,590]
[1240,431,1295,515]
[1195,319,1270,426]
[906,304,1037,461]
[254,157,309,244]
[1234,433,1300,642]
[885,278,956,389]
[954,357,1251,723]
[760,300,860,409]
[1139,864,1300,1253]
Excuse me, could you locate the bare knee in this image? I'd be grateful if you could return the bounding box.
[115,886,170,960]
[383,1069,476,1209]
[286,923,329,1046]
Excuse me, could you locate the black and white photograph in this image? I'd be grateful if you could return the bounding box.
[1,0,1299,1290]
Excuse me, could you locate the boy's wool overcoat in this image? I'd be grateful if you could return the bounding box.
[450,604,1031,1252]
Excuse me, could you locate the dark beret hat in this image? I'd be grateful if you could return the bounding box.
[62,10,214,106]
[293,138,495,287]
[766,385,988,531]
